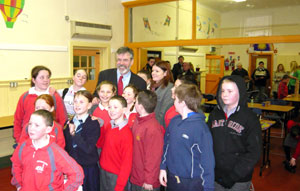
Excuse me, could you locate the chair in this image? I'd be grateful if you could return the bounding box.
[202,94,216,113]
[202,94,215,101]
[252,108,262,118]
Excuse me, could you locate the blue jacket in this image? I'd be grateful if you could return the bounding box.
[160,112,215,191]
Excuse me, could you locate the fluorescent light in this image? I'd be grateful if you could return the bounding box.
[233,0,246,2]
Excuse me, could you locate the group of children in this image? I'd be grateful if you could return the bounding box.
[16,64,299,191]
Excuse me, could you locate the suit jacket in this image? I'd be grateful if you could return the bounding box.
[172,62,183,81]
[94,68,147,96]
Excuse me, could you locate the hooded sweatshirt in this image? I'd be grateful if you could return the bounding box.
[207,75,262,184]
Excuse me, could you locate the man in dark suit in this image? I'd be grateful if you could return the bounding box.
[93,47,146,103]
[172,55,184,81]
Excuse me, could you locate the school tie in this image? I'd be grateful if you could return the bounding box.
[72,119,84,148]
[118,75,123,95]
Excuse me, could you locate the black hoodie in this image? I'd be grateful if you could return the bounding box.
[207,75,262,187]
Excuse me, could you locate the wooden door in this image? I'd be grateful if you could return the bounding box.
[249,53,273,96]
[205,55,224,94]
[73,49,100,93]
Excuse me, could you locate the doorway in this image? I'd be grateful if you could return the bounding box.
[73,49,100,93]
[249,53,273,96]
[205,55,224,94]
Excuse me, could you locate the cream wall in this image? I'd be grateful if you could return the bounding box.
[0,0,124,118]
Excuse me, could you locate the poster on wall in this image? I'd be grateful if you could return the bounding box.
[0,0,25,28]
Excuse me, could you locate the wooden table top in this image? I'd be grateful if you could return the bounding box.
[204,100,295,112]
[283,95,300,102]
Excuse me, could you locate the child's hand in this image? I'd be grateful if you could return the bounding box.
[159,169,167,187]
[69,123,75,136]
[143,183,153,190]
[290,158,296,166]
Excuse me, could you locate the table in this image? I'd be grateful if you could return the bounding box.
[204,100,294,136]
[283,95,300,102]
[204,100,294,113]
[260,119,276,176]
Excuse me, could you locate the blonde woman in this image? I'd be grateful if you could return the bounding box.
[273,64,286,97]
[288,61,300,94]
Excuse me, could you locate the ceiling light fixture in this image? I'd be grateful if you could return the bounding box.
[233,0,246,2]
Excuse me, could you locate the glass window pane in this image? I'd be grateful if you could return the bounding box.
[81,56,87,67]
[196,0,300,39]
[89,69,95,80]
[73,56,79,67]
[89,56,95,67]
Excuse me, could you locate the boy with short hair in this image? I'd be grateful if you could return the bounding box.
[160,84,215,191]
[130,90,164,191]
[278,74,290,99]
[99,95,133,191]
[11,110,84,191]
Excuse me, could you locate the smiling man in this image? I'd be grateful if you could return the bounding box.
[93,47,146,103]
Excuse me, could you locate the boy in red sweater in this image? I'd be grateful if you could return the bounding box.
[130,90,164,191]
[278,74,290,99]
[99,95,133,191]
[11,110,83,191]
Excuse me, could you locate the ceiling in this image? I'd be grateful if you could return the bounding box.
[197,0,300,12]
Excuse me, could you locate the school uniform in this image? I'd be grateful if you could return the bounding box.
[99,120,133,191]
[92,103,111,148]
[14,87,68,142]
[19,120,65,149]
[11,136,84,191]
[64,114,102,191]
[130,113,164,190]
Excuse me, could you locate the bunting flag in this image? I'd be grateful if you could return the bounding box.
[143,17,151,31]
[163,15,171,26]
[0,0,25,28]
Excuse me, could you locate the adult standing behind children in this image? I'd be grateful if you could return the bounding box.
[93,46,146,103]
[288,61,300,94]
[207,75,262,191]
[14,65,67,143]
[172,55,184,81]
[251,61,270,102]
[160,84,215,191]
[231,63,248,78]
[11,110,84,191]
[151,61,174,127]
[272,64,286,98]
[58,69,87,118]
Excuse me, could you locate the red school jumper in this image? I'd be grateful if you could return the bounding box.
[14,91,67,142]
[11,137,83,191]
[130,113,164,188]
[99,121,133,191]
[18,120,65,149]
[164,105,179,128]
[92,105,111,148]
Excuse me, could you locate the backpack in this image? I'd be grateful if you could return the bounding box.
[62,88,69,100]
